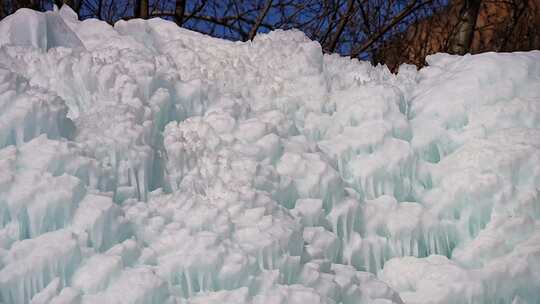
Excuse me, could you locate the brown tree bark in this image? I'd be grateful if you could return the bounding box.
[449,0,482,54]
[135,0,149,19]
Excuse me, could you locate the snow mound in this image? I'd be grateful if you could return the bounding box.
[0,6,539,304]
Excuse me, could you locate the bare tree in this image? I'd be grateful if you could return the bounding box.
[1,0,538,70]
[449,0,482,54]
[350,0,433,58]
[325,0,355,52]
[247,0,273,40]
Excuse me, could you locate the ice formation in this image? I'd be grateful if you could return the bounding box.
[0,6,539,304]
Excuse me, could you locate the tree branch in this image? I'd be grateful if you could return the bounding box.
[350,0,432,58]
[247,0,274,40]
[326,0,355,52]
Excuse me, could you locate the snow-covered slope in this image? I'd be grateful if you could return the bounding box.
[0,6,539,304]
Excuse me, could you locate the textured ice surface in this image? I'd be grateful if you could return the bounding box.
[0,6,539,304]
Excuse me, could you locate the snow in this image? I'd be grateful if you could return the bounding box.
[0,5,539,304]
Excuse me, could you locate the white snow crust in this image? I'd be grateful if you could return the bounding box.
[0,6,539,304]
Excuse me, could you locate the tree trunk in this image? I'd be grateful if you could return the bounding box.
[449,0,482,55]
[175,0,186,26]
[96,0,103,19]
[135,0,149,19]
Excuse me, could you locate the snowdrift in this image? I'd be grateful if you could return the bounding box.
[0,6,539,304]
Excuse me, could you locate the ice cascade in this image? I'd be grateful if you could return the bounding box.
[0,6,539,304]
